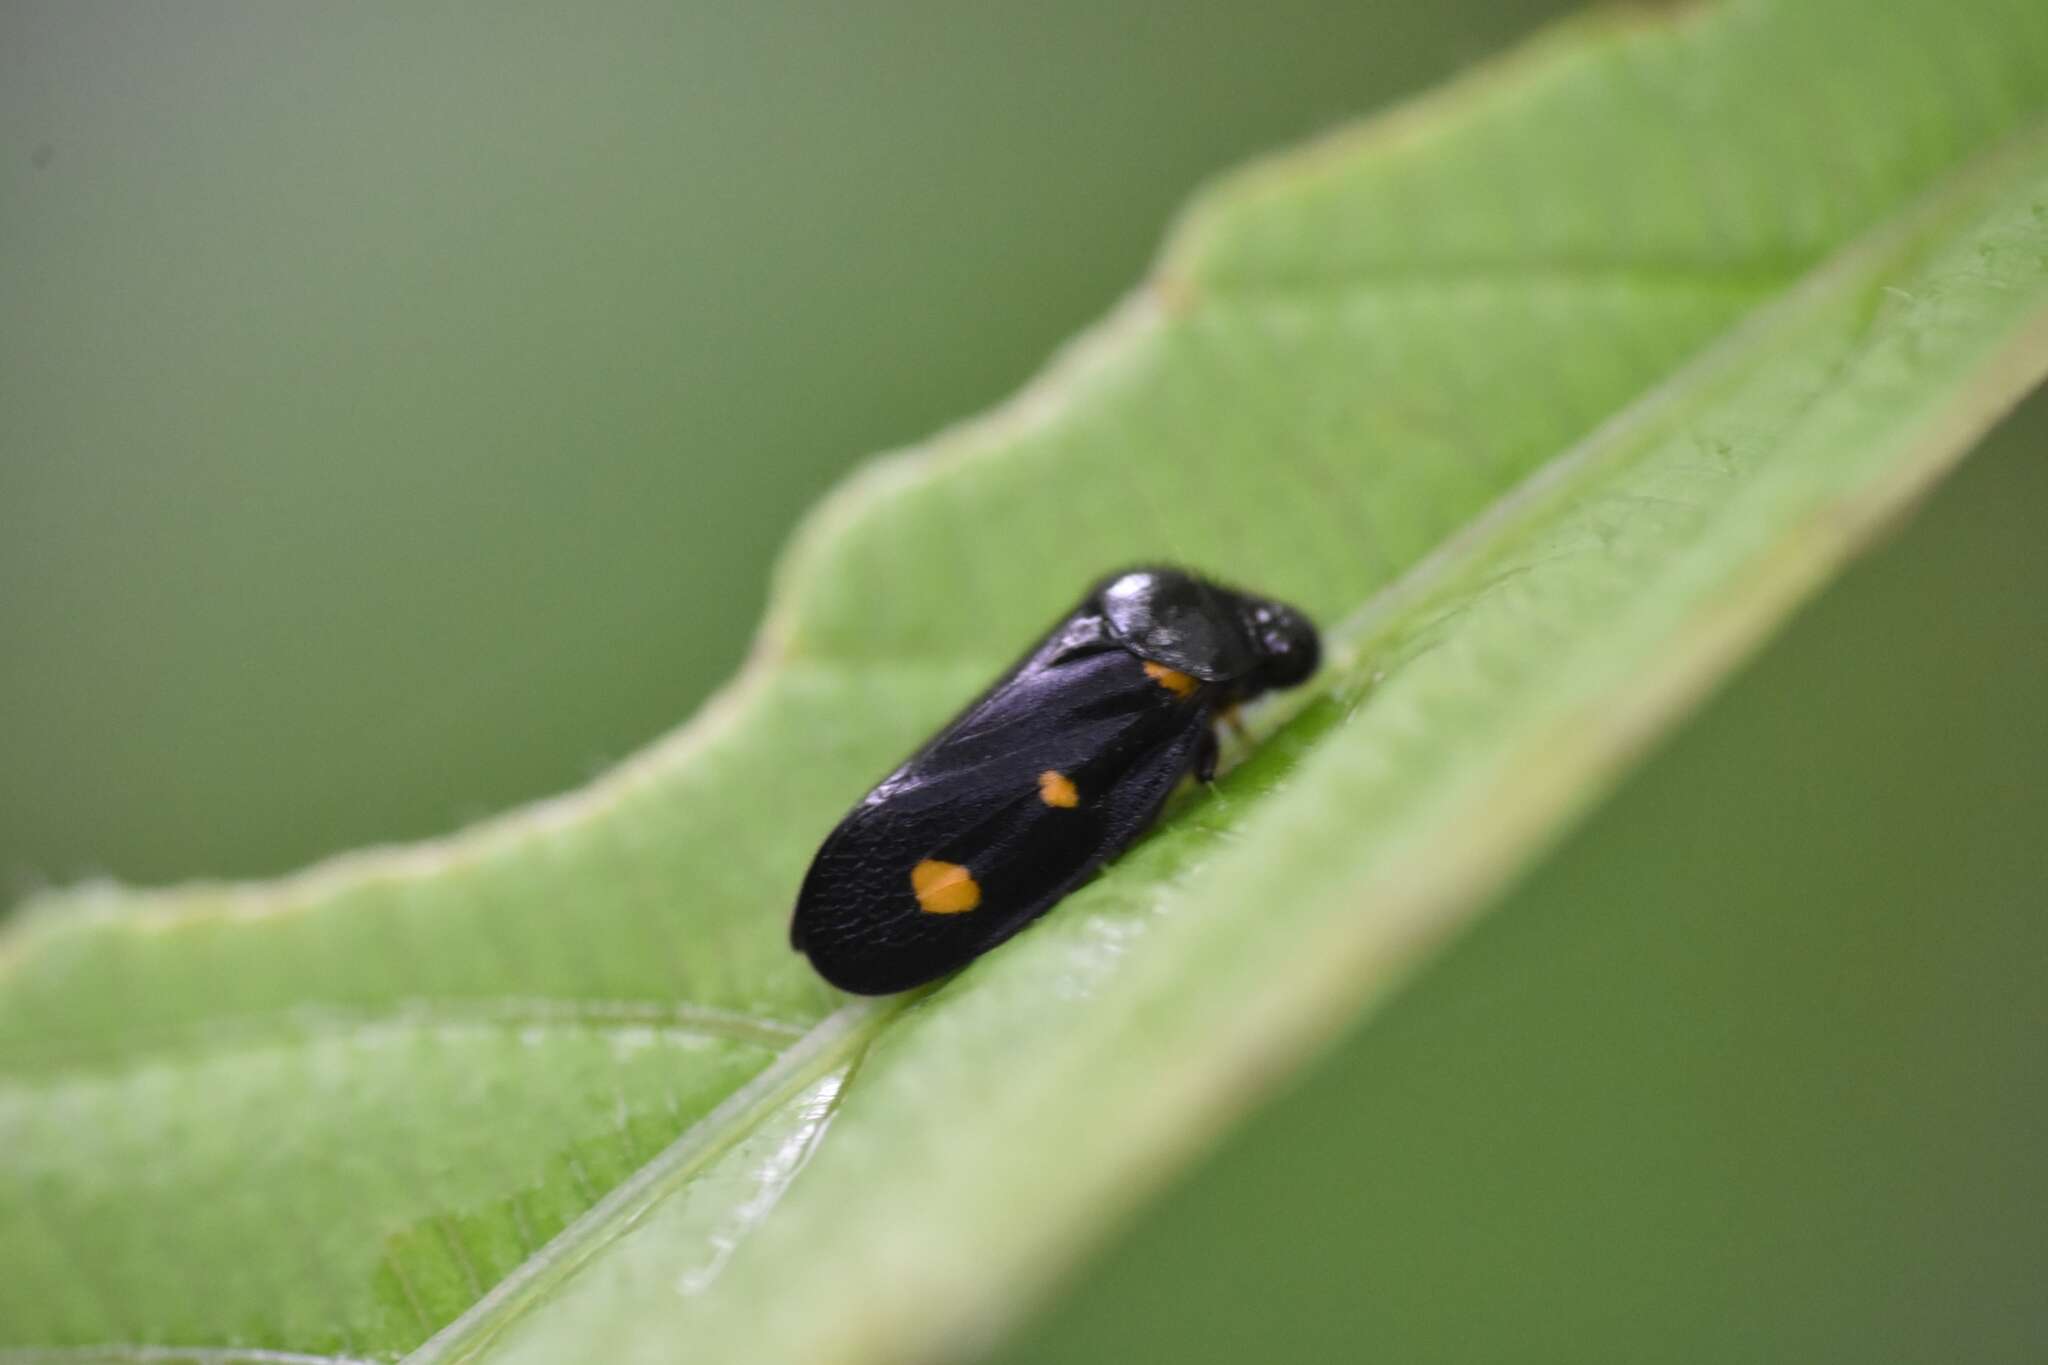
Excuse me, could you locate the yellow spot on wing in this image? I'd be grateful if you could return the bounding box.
[1038,770,1079,808]
[1143,660,1199,699]
[911,859,981,914]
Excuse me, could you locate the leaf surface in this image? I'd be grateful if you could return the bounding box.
[3,2,2046,1362]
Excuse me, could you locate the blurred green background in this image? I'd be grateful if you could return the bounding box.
[3,2,2042,1361]
[1,0,1565,889]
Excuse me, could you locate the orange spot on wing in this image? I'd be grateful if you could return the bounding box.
[1142,660,1199,699]
[1037,770,1079,808]
[911,859,981,914]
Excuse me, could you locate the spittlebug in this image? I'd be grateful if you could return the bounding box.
[790,566,1319,994]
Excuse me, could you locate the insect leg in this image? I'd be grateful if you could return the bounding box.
[1219,704,1250,744]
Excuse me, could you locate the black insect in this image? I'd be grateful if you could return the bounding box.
[790,566,1320,995]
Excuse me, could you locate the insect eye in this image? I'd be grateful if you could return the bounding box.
[1254,606,1320,688]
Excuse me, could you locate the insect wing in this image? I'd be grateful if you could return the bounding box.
[792,648,1208,994]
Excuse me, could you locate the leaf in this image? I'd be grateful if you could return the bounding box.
[4,1,2047,1362]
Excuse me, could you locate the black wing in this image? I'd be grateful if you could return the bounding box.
[791,643,1212,994]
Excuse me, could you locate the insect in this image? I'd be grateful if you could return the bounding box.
[790,566,1320,994]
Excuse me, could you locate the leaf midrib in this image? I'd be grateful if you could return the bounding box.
[400,1000,900,1365]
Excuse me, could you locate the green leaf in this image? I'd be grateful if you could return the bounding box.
[4,1,2047,1362]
